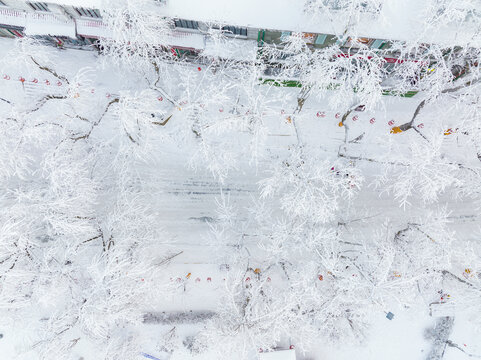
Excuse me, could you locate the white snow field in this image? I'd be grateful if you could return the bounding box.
[0,2,481,359]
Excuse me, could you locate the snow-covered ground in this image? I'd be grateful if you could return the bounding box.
[0,32,480,360]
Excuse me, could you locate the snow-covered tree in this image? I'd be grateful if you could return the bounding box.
[2,1,481,358]
[0,38,176,359]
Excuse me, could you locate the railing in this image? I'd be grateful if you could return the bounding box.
[165,30,205,50]
[25,12,75,37]
[27,12,71,24]
[76,18,111,39]
[0,7,26,28]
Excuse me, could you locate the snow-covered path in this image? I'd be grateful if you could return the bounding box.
[1,37,480,360]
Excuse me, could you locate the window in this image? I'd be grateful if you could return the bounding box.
[222,25,247,36]
[28,2,50,12]
[312,34,336,48]
[174,19,199,30]
[371,39,386,49]
[212,24,247,36]
[74,7,101,18]
[261,30,291,45]
[315,34,327,45]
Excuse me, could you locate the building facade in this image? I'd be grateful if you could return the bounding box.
[0,1,393,57]
[0,0,462,97]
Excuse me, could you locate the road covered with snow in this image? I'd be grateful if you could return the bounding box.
[0,32,480,360]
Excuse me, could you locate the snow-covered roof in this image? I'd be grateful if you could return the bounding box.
[259,349,296,360]
[24,12,75,37]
